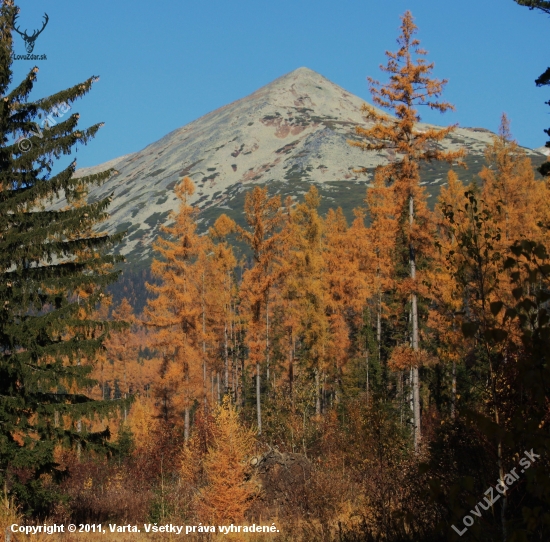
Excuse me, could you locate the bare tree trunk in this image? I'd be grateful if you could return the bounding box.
[217,372,221,404]
[366,348,370,402]
[202,294,208,415]
[77,355,82,458]
[412,365,420,451]
[256,362,262,434]
[409,195,421,452]
[288,334,294,409]
[488,355,508,541]
[202,273,207,412]
[409,367,414,438]
[323,373,326,412]
[184,407,190,444]
[211,370,214,403]
[266,297,270,381]
[241,346,245,409]
[398,371,403,426]
[224,321,229,395]
[123,361,128,422]
[315,369,321,416]
[377,293,382,362]
[230,302,237,400]
[451,359,457,420]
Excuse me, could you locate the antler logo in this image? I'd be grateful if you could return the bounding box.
[13,12,49,54]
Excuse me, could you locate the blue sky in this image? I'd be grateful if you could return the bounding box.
[10,0,549,169]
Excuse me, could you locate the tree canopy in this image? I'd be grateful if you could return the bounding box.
[0,1,125,515]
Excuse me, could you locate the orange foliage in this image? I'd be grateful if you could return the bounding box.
[144,177,205,435]
[188,398,258,524]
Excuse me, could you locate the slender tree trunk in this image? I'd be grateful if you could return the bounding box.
[256,362,262,434]
[101,363,105,400]
[241,343,246,409]
[202,273,207,412]
[266,297,270,381]
[366,346,370,402]
[224,321,229,395]
[288,334,294,408]
[409,367,414,438]
[409,195,421,452]
[123,361,128,422]
[230,302,237,400]
[211,371,214,403]
[412,365,420,451]
[77,355,82,458]
[451,359,457,420]
[399,371,403,426]
[184,407,190,444]
[325,374,329,411]
[77,418,82,459]
[315,369,321,416]
[377,292,382,362]
[488,355,507,541]
[217,372,221,404]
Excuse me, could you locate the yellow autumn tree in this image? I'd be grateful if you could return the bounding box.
[224,187,283,434]
[209,215,238,399]
[324,206,372,404]
[144,177,204,442]
[193,398,258,524]
[104,297,139,421]
[481,115,542,243]
[281,187,330,415]
[348,11,464,451]
[429,170,469,418]
[364,171,398,365]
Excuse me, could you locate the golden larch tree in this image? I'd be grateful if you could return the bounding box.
[104,297,138,421]
[193,398,258,524]
[430,170,469,418]
[144,177,205,442]
[282,187,330,415]
[349,10,464,451]
[227,187,283,434]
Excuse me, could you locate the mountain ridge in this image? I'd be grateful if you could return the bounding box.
[71,67,547,267]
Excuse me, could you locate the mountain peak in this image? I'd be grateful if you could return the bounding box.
[282,66,326,80]
[288,66,318,75]
[73,69,538,266]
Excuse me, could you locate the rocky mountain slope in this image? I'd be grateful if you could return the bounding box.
[74,67,547,269]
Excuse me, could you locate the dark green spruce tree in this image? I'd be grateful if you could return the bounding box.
[514,0,550,175]
[0,1,125,515]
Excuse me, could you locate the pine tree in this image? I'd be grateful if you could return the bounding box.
[0,1,123,514]
[514,0,550,10]
[513,0,550,174]
[349,11,464,451]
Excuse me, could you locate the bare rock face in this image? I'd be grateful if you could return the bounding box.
[65,66,543,269]
[250,448,311,508]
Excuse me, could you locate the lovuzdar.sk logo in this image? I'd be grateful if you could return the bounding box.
[12,9,49,60]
